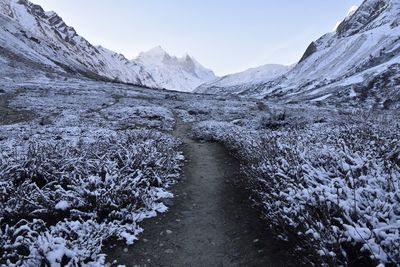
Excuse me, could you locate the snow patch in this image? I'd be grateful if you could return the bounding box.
[55,200,70,210]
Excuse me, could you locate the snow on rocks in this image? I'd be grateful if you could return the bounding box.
[55,200,70,211]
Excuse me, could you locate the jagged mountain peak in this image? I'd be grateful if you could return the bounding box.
[138,45,168,58]
[136,46,175,66]
[333,5,359,31]
[137,46,198,67]
[134,46,216,92]
[148,45,167,54]
[347,5,359,16]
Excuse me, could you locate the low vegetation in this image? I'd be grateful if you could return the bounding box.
[193,110,400,266]
[0,130,183,266]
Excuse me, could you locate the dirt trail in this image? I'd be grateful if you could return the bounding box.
[108,117,295,266]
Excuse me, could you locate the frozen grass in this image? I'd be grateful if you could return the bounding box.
[192,111,400,266]
[0,80,184,266]
[0,130,183,266]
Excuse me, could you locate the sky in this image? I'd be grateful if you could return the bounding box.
[32,0,362,76]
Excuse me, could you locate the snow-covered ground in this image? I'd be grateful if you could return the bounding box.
[0,78,185,266]
[0,76,271,266]
[0,75,399,266]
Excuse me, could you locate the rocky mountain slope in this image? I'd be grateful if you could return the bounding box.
[0,0,158,85]
[136,46,216,92]
[0,0,214,91]
[199,0,400,109]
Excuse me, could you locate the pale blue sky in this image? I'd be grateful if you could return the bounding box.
[32,0,362,75]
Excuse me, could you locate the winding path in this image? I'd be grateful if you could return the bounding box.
[108,117,294,266]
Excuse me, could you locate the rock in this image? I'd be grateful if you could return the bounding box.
[165,94,179,100]
[39,116,53,126]
[232,250,241,257]
[166,230,173,234]
[256,101,269,111]
[164,249,174,254]
[123,248,128,253]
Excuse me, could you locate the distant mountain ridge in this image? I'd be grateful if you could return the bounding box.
[195,64,292,94]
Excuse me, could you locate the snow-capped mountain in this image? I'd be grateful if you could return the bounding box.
[271,0,400,108]
[0,0,215,91]
[195,64,291,94]
[0,0,159,86]
[135,46,216,92]
[200,0,400,108]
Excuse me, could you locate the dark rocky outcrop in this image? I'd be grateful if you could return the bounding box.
[299,42,317,63]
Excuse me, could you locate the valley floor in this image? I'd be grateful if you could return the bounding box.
[1,77,399,266]
[0,78,297,266]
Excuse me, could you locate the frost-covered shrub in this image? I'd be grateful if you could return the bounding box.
[0,219,112,266]
[100,105,175,131]
[246,125,400,265]
[193,117,400,266]
[258,110,287,130]
[0,130,183,266]
[192,120,237,142]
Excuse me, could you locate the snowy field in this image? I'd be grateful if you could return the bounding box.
[0,77,399,266]
[0,78,186,266]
